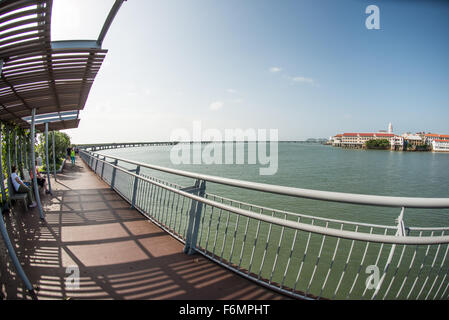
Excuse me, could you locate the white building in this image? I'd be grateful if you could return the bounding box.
[432,140,449,152]
[402,133,423,147]
[332,134,342,147]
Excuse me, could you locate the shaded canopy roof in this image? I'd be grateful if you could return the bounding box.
[0,0,116,131]
[21,110,79,131]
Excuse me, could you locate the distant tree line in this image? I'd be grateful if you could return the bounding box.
[365,139,390,150]
[404,142,431,152]
[37,131,71,171]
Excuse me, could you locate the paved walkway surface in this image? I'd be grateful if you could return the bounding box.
[0,157,288,300]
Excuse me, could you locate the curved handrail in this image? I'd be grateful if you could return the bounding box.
[87,151,449,209]
[83,151,449,245]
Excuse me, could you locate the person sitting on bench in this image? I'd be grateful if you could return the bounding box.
[11,165,36,208]
[30,161,49,194]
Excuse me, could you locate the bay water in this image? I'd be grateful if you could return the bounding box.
[102,142,449,228]
[99,142,449,299]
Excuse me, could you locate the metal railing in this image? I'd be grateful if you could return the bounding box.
[80,150,449,300]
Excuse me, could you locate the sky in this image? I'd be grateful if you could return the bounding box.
[50,0,449,144]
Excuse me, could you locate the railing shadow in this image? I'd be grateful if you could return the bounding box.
[1,160,287,300]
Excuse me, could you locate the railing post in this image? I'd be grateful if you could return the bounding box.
[183,179,206,255]
[131,165,141,208]
[94,154,100,173]
[100,156,106,179]
[396,207,406,237]
[89,152,94,169]
[88,153,92,168]
[110,159,119,190]
[371,207,407,299]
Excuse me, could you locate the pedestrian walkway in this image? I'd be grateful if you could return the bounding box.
[0,157,288,300]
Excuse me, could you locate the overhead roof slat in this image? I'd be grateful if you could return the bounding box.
[0,0,120,131]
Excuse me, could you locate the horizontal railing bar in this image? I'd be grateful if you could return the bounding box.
[109,159,399,232]
[206,192,399,230]
[83,153,449,245]
[86,151,449,209]
[207,194,449,232]
[408,227,449,231]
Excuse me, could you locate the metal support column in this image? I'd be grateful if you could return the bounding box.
[52,131,57,181]
[0,124,9,211]
[30,109,44,220]
[183,180,206,255]
[12,130,17,168]
[18,134,23,175]
[45,123,52,195]
[24,134,29,170]
[6,126,12,180]
[0,208,35,296]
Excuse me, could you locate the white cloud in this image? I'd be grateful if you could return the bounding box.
[269,67,282,73]
[292,76,315,85]
[210,101,225,111]
[230,98,244,104]
[227,89,237,94]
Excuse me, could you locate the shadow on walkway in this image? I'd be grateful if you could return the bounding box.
[1,157,288,300]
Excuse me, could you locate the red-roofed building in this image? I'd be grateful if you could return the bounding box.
[375,133,396,138]
[335,133,404,150]
[424,134,449,151]
[425,134,449,145]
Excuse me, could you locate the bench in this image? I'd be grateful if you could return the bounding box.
[6,177,28,211]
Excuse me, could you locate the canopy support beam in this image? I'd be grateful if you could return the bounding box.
[0,124,9,211]
[30,108,44,220]
[45,122,52,195]
[6,126,12,183]
[52,131,57,181]
[97,0,127,47]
